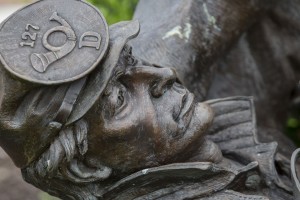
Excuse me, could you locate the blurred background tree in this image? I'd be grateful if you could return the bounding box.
[88,0,139,24]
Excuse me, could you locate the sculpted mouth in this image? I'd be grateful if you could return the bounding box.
[175,92,195,137]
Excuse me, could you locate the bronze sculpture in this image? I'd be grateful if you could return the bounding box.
[0,0,298,199]
[131,0,300,157]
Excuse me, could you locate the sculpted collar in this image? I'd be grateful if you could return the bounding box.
[97,97,292,200]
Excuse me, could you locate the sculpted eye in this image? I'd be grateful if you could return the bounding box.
[102,84,127,117]
[114,85,129,116]
[117,89,124,108]
[113,85,129,118]
[127,55,137,66]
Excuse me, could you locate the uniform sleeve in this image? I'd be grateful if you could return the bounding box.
[130,0,275,100]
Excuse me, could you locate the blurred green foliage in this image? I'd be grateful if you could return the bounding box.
[88,0,139,24]
[39,192,60,200]
[286,117,300,147]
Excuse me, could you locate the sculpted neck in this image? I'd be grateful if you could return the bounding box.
[186,138,245,171]
[187,139,223,164]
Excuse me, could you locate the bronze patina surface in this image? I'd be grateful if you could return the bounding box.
[0,0,109,84]
[0,0,299,199]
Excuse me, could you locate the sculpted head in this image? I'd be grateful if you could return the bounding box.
[83,45,214,175]
[19,21,214,199]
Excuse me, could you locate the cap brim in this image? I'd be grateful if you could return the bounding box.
[67,20,140,125]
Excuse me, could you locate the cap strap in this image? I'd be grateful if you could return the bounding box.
[54,77,87,124]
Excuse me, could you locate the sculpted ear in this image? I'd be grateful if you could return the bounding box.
[61,159,112,183]
[57,119,112,183]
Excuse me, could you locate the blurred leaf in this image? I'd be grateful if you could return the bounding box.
[287,118,300,128]
[286,117,300,147]
[87,0,139,24]
[39,192,60,200]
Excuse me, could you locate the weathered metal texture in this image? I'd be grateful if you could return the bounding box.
[292,148,300,200]
[130,0,299,158]
[0,0,109,84]
[0,0,297,199]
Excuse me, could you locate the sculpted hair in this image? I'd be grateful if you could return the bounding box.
[22,119,112,200]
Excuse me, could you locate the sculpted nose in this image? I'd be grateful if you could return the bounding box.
[150,67,177,98]
[127,65,177,97]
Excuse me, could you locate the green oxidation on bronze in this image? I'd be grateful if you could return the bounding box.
[245,173,261,190]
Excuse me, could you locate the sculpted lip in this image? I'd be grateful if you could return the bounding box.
[175,91,195,137]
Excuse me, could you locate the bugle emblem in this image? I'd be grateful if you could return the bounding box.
[30,12,77,73]
[0,0,109,85]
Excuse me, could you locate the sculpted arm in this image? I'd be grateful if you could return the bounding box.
[0,65,32,166]
[131,0,275,99]
[0,64,66,168]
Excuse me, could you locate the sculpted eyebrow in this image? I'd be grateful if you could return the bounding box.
[114,68,125,79]
[104,69,124,97]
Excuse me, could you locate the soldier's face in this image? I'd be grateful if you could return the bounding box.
[85,59,214,174]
